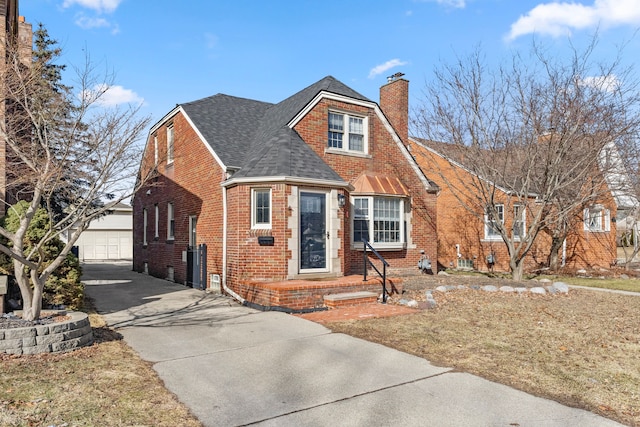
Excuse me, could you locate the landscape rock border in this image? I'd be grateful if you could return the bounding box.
[395,281,570,309]
[0,311,93,355]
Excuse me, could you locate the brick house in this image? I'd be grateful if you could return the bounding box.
[0,1,32,211]
[408,138,618,273]
[133,76,437,310]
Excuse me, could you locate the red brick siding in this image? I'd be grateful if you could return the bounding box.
[294,98,437,274]
[412,143,617,273]
[133,112,225,285]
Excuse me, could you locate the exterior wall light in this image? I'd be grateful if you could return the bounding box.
[337,194,346,208]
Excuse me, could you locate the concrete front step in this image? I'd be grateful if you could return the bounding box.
[323,291,378,308]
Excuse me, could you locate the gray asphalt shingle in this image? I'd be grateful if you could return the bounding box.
[179,76,370,181]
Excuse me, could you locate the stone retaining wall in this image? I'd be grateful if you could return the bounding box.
[0,312,93,355]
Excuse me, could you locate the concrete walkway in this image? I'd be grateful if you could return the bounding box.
[83,262,623,427]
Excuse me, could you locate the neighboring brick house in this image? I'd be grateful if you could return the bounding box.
[0,1,32,211]
[408,138,618,272]
[133,76,437,305]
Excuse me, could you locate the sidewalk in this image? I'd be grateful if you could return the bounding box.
[83,262,623,427]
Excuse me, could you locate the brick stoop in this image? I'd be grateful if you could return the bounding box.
[323,291,378,308]
[235,275,403,313]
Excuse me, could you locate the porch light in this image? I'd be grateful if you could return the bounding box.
[337,194,346,208]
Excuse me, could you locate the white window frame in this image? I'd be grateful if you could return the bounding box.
[251,188,271,229]
[154,204,159,239]
[484,204,504,241]
[167,202,175,240]
[352,196,405,250]
[189,215,197,247]
[327,111,368,154]
[154,135,158,166]
[513,204,526,240]
[143,208,148,246]
[584,206,611,232]
[167,124,174,165]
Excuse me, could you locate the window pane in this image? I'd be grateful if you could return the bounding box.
[167,126,174,163]
[513,205,524,238]
[329,113,343,131]
[168,203,175,239]
[353,198,370,243]
[349,117,364,151]
[349,116,363,134]
[354,219,369,243]
[255,190,270,225]
[373,198,401,243]
[354,198,368,217]
[588,209,602,231]
[349,134,363,151]
[487,205,503,238]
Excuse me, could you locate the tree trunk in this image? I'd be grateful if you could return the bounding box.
[511,260,524,281]
[548,237,563,271]
[13,259,41,321]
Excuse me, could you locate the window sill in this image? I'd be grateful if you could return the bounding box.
[166,239,175,244]
[481,237,503,242]
[325,148,371,159]
[352,242,406,252]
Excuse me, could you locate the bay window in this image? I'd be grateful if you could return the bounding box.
[353,196,404,248]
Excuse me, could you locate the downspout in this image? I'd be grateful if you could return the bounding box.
[222,183,245,304]
[561,239,567,267]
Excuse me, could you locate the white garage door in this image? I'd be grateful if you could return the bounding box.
[75,230,133,260]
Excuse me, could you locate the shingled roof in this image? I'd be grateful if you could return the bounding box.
[179,76,370,183]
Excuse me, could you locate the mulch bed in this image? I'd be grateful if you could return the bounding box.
[0,313,71,329]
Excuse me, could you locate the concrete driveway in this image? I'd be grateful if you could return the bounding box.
[83,262,622,427]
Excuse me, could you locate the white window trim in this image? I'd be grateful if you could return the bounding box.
[351,195,405,250]
[251,188,272,229]
[484,204,504,241]
[167,202,175,240]
[154,135,158,166]
[584,206,611,233]
[327,110,369,155]
[143,208,148,246]
[167,124,174,165]
[154,204,159,238]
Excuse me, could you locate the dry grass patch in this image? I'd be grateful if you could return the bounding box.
[328,288,640,426]
[0,305,202,427]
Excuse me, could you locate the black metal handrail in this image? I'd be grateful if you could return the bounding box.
[362,239,390,303]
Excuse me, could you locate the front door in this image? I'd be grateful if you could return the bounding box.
[300,191,327,271]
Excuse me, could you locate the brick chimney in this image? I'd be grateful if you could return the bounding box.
[380,76,409,145]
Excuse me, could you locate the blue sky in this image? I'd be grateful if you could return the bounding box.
[22,0,640,128]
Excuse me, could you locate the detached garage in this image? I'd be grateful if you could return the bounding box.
[73,203,133,261]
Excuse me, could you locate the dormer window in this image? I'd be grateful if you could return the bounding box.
[328,111,367,154]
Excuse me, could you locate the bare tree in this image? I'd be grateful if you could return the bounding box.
[0,26,152,321]
[413,39,640,280]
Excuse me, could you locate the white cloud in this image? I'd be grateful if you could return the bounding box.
[506,0,640,41]
[415,0,467,8]
[62,0,122,14]
[82,84,144,107]
[368,59,409,79]
[581,75,620,92]
[75,15,110,30]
